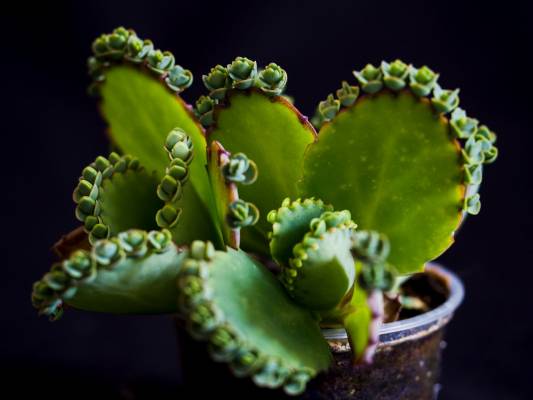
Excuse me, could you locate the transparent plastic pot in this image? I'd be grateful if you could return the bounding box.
[176,263,464,399]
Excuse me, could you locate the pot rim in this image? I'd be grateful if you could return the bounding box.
[321,263,464,345]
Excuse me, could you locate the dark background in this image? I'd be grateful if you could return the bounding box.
[3,1,532,398]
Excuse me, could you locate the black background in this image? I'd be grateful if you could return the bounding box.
[3,1,532,398]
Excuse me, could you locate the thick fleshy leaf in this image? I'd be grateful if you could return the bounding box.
[32,229,185,318]
[268,198,333,268]
[73,153,162,244]
[208,90,316,251]
[280,209,357,312]
[301,91,464,274]
[99,66,215,220]
[100,170,162,233]
[69,248,186,314]
[178,244,331,395]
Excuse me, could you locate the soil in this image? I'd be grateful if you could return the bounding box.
[398,269,449,320]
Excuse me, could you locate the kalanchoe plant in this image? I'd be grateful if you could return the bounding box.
[32,27,498,396]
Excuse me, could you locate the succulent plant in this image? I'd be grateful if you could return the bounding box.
[32,27,498,396]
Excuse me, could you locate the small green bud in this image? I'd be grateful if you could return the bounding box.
[125,35,144,61]
[336,81,360,107]
[203,65,230,100]
[465,164,483,185]
[318,94,340,121]
[381,59,410,91]
[32,280,55,303]
[353,64,383,94]
[227,200,260,229]
[409,66,439,96]
[188,302,218,337]
[253,358,289,388]
[166,65,193,92]
[476,125,497,144]
[84,215,99,231]
[93,155,111,172]
[164,128,193,163]
[156,205,181,228]
[483,145,498,164]
[41,299,64,321]
[222,153,258,185]
[167,159,189,182]
[179,275,204,309]
[108,29,128,51]
[256,63,288,96]
[147,229,173,252]
[450,108,479,139]
[230,348,261,377]
[474,126,498,164]
[352,230,390,263]
[124,35,151,64]
[73,180,94,202]
[93,239,123,266]
[67,250,93,276]
[77,196,97,216]
[87,57,105,81]
[227,57,257,89]
[190,240,215,261]
[89,223,109,243]
[431,85,460,113]
[92,34,109,56]
[147,49,175,74]
[464,193,481,215]
[209,326,240,361]
[284,369,313,396]
[117,229,148,257]
[322,210,354,229]
[171,142,191,161]
[462,135,485,165]
[157,174,182,202]
[44,270,70,291]
[112,26,129,39]
[81,166,99,184]
[195,95,216,115]
[194,95,217,127]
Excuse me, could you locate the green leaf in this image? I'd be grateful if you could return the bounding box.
[268,198,333,267]
[178,244,331,395]
[280,209,357,312]
[208,90,316,251]
[301,91,464,274]
[100,170,162,233]
[99,65,214,218]
[70,248,186,314]
[32,229,186,317]
[73,153,162,244]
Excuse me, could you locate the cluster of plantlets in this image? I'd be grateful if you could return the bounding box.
[31,27,498,395]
